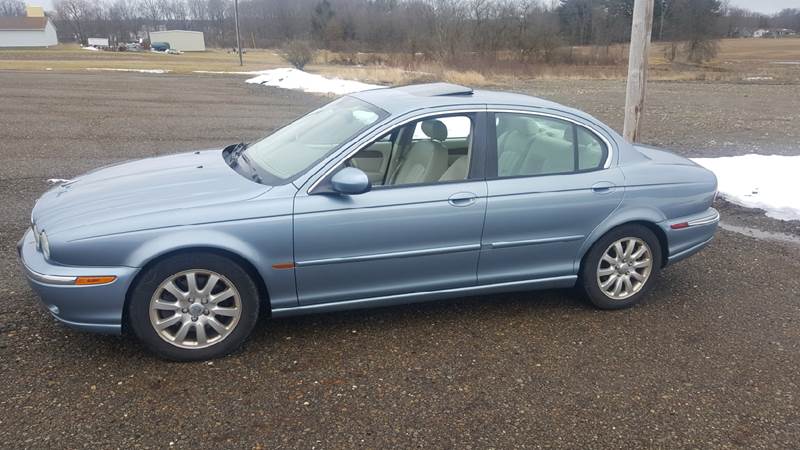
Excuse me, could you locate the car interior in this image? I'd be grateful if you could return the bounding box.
[348,115,474,186]
[346,112,606,186]
[496,113,606,177]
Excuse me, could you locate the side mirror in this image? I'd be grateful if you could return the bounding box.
[330,167,371,195]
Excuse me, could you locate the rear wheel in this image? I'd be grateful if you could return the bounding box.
[128,252,260,361]
[580,225,662,309]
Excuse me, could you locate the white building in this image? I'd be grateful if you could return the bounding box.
[149,30,205,52]
[0,7,58,48]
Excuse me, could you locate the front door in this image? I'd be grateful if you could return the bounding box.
[293,112,488,305]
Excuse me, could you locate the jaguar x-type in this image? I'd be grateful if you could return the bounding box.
[18,83,719,360]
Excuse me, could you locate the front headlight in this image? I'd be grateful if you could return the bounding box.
[40,231,50,260]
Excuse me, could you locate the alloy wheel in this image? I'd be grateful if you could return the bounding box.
[148,269,242,349]
[596,237,653,301]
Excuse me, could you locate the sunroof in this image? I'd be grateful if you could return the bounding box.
[398,83,474,97]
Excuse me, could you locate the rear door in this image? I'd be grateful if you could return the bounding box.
[478,110,624,284]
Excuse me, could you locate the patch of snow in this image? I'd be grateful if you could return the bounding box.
[81,46,100,51]
[86,68,171,74]
[691,154,800,221]
[743,76,773,81]
[245,68,382,95]
[46,178,70,185]
[771,61,800,65]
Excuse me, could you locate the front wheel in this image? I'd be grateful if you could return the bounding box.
[128,252,260,361]
[580,225,662,309]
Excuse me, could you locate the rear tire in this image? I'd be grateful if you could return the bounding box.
[128,252,260,361]
[580,224,662,309]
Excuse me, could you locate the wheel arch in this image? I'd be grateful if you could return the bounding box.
[576,208,670,272]
[121,246,271,334]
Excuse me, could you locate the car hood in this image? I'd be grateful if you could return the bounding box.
[32,149,271,239]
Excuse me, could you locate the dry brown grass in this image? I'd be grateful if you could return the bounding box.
[313,63,486,86]
[0,44,285,73]
[1,39,797,85]
[313,38,799,86]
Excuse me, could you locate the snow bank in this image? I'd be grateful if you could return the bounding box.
[245,68,382,95]
[691,154,800,221]
[86,68,170,74]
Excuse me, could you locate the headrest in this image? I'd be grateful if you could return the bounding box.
[498,115,540,136]
[421,120,448,141]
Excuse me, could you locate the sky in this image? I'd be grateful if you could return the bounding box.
[22,0,798,16]
[729,0,798,14]
[24,0,54,11]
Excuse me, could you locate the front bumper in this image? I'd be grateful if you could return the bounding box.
[17,228,138,334]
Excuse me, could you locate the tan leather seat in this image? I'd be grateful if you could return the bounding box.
[522,133,574,175]
[496,115,540,177]
[439,155,469,181]
[390,120,449,185]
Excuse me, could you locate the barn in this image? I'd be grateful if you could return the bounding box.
[0,8,58,48]
[149,30,205,52]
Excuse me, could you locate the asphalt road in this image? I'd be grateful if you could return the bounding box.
[1,71,799,448]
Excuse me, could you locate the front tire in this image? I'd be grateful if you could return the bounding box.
[128,252,260,361]
[580,225,662,309]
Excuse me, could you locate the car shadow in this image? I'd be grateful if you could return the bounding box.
[49,282,670,363]
[248,288,592,342]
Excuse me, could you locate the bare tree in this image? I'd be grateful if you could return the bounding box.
[0,0,25,16]
[55,0,101,44]
[46,0,771,63]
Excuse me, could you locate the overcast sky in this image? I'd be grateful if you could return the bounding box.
[23,0,798,16]
[729,0,798,14]
[25,0,53,11]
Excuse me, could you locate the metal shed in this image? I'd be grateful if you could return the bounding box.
[149,30,205,52]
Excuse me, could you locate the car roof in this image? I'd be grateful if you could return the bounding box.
[349,82,567,115]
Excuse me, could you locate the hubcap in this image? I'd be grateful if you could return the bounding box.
[596,237,653,301]
[149,270,242,349]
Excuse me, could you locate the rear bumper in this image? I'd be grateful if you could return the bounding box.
[17,229,137,334]
[661,208,720,266]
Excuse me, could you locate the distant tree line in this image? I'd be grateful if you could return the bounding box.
[1,0,797,64]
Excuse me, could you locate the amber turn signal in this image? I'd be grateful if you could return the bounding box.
[74,276,117,286]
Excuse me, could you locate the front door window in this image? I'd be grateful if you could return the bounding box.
[347,114,475,186]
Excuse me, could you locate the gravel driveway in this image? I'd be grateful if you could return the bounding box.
[1,71,798,448]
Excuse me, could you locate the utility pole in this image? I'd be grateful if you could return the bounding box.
[234,0,243,66]
[623,0,654,143]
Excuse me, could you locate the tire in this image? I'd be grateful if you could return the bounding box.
[580,224,662,310]
[128,252,260,361]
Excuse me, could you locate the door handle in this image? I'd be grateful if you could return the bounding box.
[591,181,615,194]
[448,192,477,207]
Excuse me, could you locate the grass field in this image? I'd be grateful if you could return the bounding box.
[0,45,286,73]
[0,38,797,84]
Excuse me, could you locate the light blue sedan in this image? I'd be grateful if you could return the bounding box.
[18,83,719,360]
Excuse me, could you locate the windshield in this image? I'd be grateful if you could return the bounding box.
[245,96,387,182]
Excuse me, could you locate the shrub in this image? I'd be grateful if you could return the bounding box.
[683,38,720,63]
[281,41,316,70]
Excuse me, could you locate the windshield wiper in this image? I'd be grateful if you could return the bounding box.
[228,142,248,166]
[238,151,262,183]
